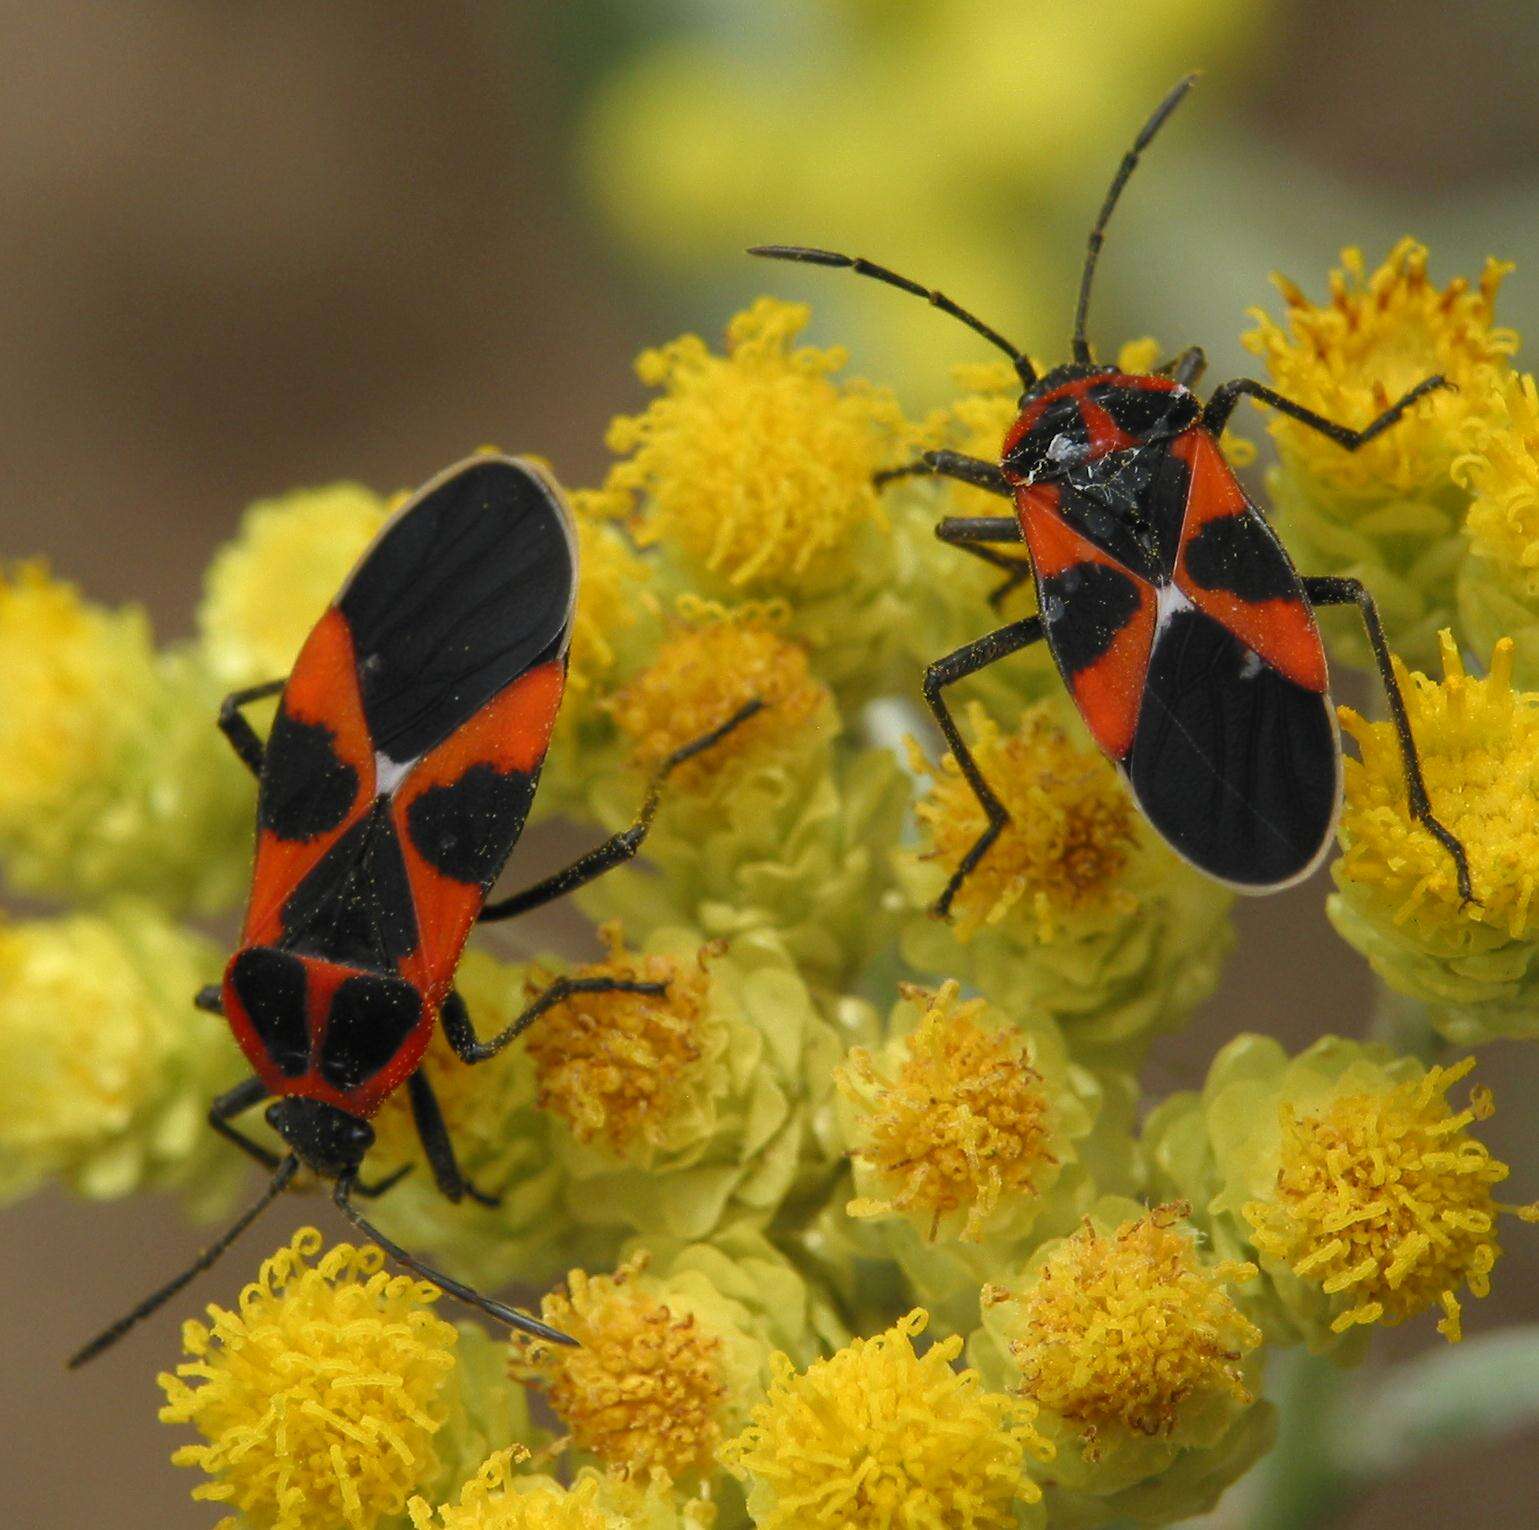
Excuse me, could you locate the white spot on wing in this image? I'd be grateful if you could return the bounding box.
[1154,581,1193,634]
[375,752,415,795]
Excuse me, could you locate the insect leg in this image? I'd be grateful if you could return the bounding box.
[349,1164,414,1200]
[1202,374,1450,444]
[478,699,763,923]
[921,615,1047,918]
[440,978,667,1066]
[208,1076,284,1170]
[874,451,1012,497]
[1303,575,1474,904]
[333,1176,576,1346]
[217,679,285,776]
[406,1067,500,1207]
[936,515,1033,609]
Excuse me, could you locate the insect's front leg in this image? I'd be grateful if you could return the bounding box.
[207,1075,283,1170]
[406,1066,499,1207]
[1303,575,1474,904]
[875,449,1012,497]
[216,679,285,776]
[921,615,1046,918]
[936,516,1033,609]
[1202,374,1451,444]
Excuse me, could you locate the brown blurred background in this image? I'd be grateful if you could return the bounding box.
[4,3,1539,1524]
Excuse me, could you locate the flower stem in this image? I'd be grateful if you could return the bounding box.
[1249,1349,1353,1530]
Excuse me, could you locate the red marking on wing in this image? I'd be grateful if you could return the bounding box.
[1171,431,1328,695]
[392,659,567,999]
[1017,485,1157,761]
[241,608,377,949]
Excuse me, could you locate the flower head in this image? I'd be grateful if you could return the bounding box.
[1331,632,1539,1041]
[898,702,1234,1066]
[720,1308,1049,1530]
[606,600,833,790]
[533,928,843,1243]
[510,1253,767,1488]
[595,298,907,594]
[839,982,1062,1243]
[0,904,241,1207]
[526,927,722,1164]
[987,1203,1260,1451]
[1456,370,1539,682]
[904,703,1139,943]
[1243,240,1517,667]
[1162,1035,1539,1353]
[159,1229,459,1530]
[1241,1054,1536,1344]
[198,481,389,686]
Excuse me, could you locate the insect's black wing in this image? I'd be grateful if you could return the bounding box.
[339,456,577,767]
[1124,600,1340,890]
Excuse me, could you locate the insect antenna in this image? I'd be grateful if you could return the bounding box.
[332,1175,577,1347]
[749,244,1037,389]
[1071,72,1199,365]
[68,1154,300,1369]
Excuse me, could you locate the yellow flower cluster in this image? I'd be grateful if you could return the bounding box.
[9,212,1537,1530]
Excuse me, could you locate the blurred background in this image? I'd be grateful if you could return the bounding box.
[4,2,1539,1523]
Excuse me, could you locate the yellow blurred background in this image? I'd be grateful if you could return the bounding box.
[4,3,1539,1523]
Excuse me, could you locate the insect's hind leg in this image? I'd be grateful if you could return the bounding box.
[208,1076,283,1170]
[1302,575,1474,904]
[407,1066,500,1207]
[921,615,1046,919]
[1202,374,1450,444]
[217,679,285,777]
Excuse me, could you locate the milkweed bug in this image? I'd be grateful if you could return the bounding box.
[753,73,1472,914]
[70,454,759,1367]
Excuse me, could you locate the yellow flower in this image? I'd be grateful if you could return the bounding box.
[720,1308,1049,1530]
[1456,370,1539,680]
[839,981,1061,1243]
[510,1254,765,1488]
[564,512,653,708]
[0,563,156,868]
[408,1451,706,1530]
[1241,1055,1538,1344]
[1331,632,1539,1040]
[973,1199,1270,1518]
[158,1229,459,1530]
[1242,240,1517,667]
[525,928,722,1164]
[0,905,240,1206]
[597,298,907,594]
[988,1204,1260,1453]
[606,600,833,790]
[905,702,1139,942]
[198,481,390,686]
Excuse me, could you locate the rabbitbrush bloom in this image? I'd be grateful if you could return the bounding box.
[509,1251,773,1495]
[159,1229,469,1530]
[0,566,250,910]
[1456,369,1539,684]
[832,980,1102,1331]
[1146,1035,1538,1354]
[1243,239,1517,669]
[582,299,916,699]
[526,926,844,1244]
[1330,632,1539,1042]
[898,700,1234,1064]
[974,1199,1272,1525]
[0,904,243,1209]
[720,1307,1051,1530]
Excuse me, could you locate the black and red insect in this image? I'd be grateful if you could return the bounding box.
[753,74,1470,914]
[72,454,755,1367]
